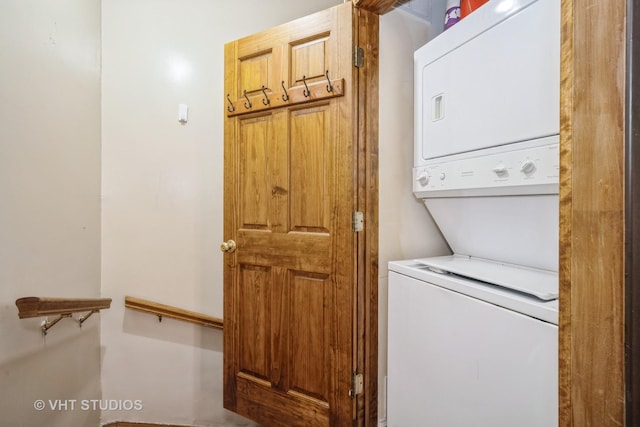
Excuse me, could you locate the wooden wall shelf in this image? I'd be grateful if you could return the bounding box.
[124,296,223,330]
[15,296,112,335]
[15,297,112,319]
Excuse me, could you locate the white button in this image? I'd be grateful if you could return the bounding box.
[439,172,446,180]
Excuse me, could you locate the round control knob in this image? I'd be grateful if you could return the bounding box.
[439,172,446,180]
[416,172,430,186]
[520,159,536,174]
[493,164,508,175]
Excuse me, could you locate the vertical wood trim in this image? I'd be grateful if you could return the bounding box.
[331,4,359,425]
[558,2,573,424]
[354,6,379,426]
[223,39,239,412]
[559,0,626,425]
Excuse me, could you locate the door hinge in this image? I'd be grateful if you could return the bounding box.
[353,45,364,68]
[352,211,364,232]
[350,372,364,398]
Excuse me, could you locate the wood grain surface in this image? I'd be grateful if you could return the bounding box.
[559,0,626,425]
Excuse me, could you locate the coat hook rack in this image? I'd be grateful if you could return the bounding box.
[281,81,290,101]
[226,93,236,112]
[325,70,334,93]
[261,85,270,105]
[243,90,252,109]
[302,76,311,97]
[226,77,345,118]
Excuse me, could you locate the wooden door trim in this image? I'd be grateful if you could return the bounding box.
[559,0,626,425]
[353,6,379,426]
[352,0,397,16]
[223,38,239,412]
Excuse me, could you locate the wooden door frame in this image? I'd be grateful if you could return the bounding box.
[355,0,628,425]
[559,1,626,425]
[353,7,379,426]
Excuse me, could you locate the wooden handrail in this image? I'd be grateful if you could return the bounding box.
[15,297,112,319]
[124,296,223,330]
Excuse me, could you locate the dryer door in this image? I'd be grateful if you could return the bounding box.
[414,0,559,163]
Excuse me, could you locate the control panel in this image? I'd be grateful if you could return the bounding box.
[414,139,559,198]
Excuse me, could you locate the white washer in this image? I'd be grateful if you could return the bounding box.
[387,260,558,427]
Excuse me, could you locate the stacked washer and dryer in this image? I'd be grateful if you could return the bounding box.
[387,0,560,426]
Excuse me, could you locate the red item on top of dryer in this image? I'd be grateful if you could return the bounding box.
[460,0,489,18]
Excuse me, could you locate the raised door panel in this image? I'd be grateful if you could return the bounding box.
[239,51,273,95]
[291,35,330,86]
[238,112,288,232]
[284,7,335,91]
[288,271,331,402]
[290,104,333,233]
[235,35,284,105]
[238,115,271,230]
[238,264,271,381]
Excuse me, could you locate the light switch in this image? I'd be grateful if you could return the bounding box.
[178,104,188,124]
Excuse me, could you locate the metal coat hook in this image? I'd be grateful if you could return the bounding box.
[243,90,252,109]
[261,85,270,105]
[281,81,290,101]
[325,70,334,93]
[302,76,311,98]
[226,93,236,112]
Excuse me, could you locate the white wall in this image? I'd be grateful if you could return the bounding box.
[100,1,342,425]
[0,0,102,426]
[377,7,450,423]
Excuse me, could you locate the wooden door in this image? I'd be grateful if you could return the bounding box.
[222,4,378,426]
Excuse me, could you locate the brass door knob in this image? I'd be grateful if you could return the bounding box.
[220,240,237,253]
